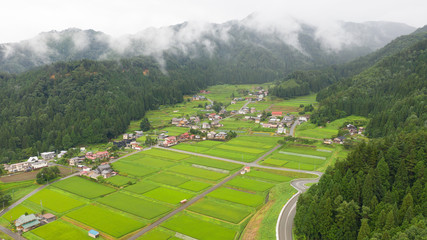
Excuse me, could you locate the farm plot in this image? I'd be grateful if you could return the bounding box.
[52,177,115,199]
[216,144,265,154]
[184,156,242,171]
[168,165,227,181]
[262,146,328,170]
[207,187,265,207]
[144,148,189,161]
[30,220,94,240]
[112,161,158,177]
[178,181,211,192]
[172,143,211,153]
[121,154,176,169]
[125,181,158,194]
[262,158,287,166]
[245,170,293,182]
[137,228,172,240]
[226,177,275,192]
[217,119,258,132]
[106,175,136,186]
[97,192,172,220]
[2,205,35,222]
[143,187,194,205]
[162,214,237,240]
[204,149,258,162]
[295,122,338,139]
[66,204,145,238]
[158,126,190,136]
[27,188,86,213]
[148,172,189,186]
[188,198,253,224]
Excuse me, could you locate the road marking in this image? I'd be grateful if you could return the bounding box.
[284,201,297,239]
[276,190,300,240]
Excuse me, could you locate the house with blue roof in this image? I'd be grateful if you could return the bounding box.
[15,214,41,232]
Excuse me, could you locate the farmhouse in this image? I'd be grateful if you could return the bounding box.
[298,116,308,122]
[57,150,67,159]
[15,214,41,232]
[69,156,85,166]
[202,123,211,129]
[40,152,55,160]
[31,160,48,170]
[323,139,333,145]
[3,162,32,173]
[86,151,109,161]
[123,133,134,140]
[135,131,144,137]
[277,127,286,134]
[334,136,346,144]
[160,136,178,147]
[95,164,114,178]
[272,112,282,117]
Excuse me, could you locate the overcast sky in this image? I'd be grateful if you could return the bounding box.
[1,0,426,43]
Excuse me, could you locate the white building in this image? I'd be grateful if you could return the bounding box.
[27,156,38,162]
[31,160,48,170]
[40,152,55,160]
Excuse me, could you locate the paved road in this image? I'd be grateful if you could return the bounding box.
[276,177,321,240]
[289,120,299,137]
[128,170,242,240]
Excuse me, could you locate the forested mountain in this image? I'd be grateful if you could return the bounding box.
[0,57,207,162]
[294,132,427,239]
[0,19,415,74]
[270,25,427,99]
[311,36,427,138]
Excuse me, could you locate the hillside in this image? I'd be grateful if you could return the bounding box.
[270,25,427,99]
[0,19,415,75]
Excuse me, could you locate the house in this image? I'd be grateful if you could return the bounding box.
[158,133,169,140]
[69,157,85,166]
[160,136,177,147]
[333,136,346,144]
[95,164,114,178]
[134,131,144,137]
[272,112,282,117]
[57,151,67,159]
[215,132,228,140]
[88,230,100,238]
[27,156,38,162]
[123,133,134,140]
[40,152,55,160]
[80,147,86,152]
[254,117,261,123]
[202,122,211,129]
[179,132,193,141]
[323,139,333,145]
[41,213,56,223]
[15,214,41,232]
[31,160,47,170]
[211,120,223,128]
[240,166,251,174]
[250,107,256,113]
[207,131,216,139]
[86,151,109,161]
[277,127,286,134]
[298,116,308,122]
[261,123,272,128]
[4,162,32,173]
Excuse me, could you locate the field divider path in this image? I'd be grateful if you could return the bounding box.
[128,170,242,240]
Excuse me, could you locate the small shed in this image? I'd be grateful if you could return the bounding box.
[88,229,100,238]
[42,213,56,223]
[180,199,188,204]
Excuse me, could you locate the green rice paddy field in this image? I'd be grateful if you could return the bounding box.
[52,177,116,199]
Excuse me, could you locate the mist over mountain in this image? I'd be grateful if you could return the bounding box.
[0,14,415,73]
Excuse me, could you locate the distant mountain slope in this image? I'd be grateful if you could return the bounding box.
[0,17,415,74]
[311,33,427,137]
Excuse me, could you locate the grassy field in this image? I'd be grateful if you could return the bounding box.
[97,192,172,220]
[162,214,237,240]
[27,188,85,213]
[143,148,189,161]
[66,204,145,238]
[157,126,189,136]
[296,115,368,139]
[270,94,317,113]
[125,181,159,194]
[207,187,265,207]
[168,165,228,180]
[2,204,35,222]
[184,156,242,171]
[30,219,96,240]
[143,187,194,205]
[52,177,115,199]
[106,175,136,186]
[178,181,211,192]
[120,153,176,168]
[226,177,275,192]
[112,161,158,177]
[245,170,293,182]
[136,228,172,240]
[188,198,253,224]
[148,172,189,186]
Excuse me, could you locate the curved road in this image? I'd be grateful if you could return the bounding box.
[276,177,322,240]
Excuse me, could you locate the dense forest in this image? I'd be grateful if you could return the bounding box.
[294,132,427,239]
[0,57,208,162]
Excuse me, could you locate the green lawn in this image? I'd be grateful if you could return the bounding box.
[27,188,86,213]
[30,219,95,240]
[52,177,115,199]
[168,165,227,181]
[66,204,145,238]
[226,177,275,192]
[143,187,194,205]
[162,214,237,240]
[207,187,265,207]
[188,198,253,224]
[97,192,172,220]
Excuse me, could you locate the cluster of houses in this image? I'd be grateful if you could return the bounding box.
[113,131,144,150]
[80,163,116,179]
[345,124,365,136]
[14,213,56,233]
[3,157,48,173]
[171,113,224,130]
[238,107,256,115]
[192,95,207,101]
[248,88,268,101]
[207,131,228,140]
[159,132,204,147]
